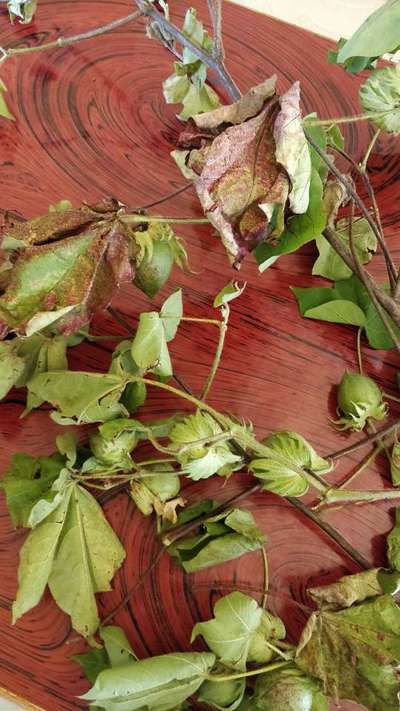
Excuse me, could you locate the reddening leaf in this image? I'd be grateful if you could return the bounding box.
[1,452,64,527]
[13,482,125,638]
[336,0,400,66]
[8,0,37,23]
[0,79,15,121]
[296,595,400,711]
[168,508,265,573]
[192,592,285,671]
[250,431,332,497]
[213,281,246,308]
[80,651,216,710]
[360,65,400,134]
[177,78,291,266]
[0,202,132,338]
[313,216,377,281]
[308,569,384,609]
[27,371,128,424]
[253,665,328,711]
[273,82,311,214]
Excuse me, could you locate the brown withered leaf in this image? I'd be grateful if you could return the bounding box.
[0,201,133,337]
[176,79,290,265]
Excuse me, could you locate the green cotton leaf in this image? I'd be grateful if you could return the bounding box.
[214,281,246,308]
[336,0,400,66]
[1,452,65,528]
[49,200,73,213]
[100,626,137,667]
[296,594,400,711]
[0,340,26,400]
[273,82,311,214]
[168,508,265,573]
[27,469,71,529]
[255,168,326,272]
[192,591,285,672]
[360,65,400,134]
[301,299,366,327]
[253,665,328,711]
[81,651,216,710]
[387,508,400,571]
[23,335,69,414]
[13,483,125,638]
[250,431,332,497]
[8,0,37,23]
[162,7,220,120]
[312,216,377,281]
[27,371,127,424]
[0,79,15,121]
[131,312,164,369]
[198,679,246,710]
[74,648,109,685]
[161,289,183,342]
[391,444,400,486]
[185,449,242,481]
[308,569,384,610]
[0,201,133,338]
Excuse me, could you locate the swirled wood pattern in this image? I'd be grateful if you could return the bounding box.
[0,1,399,710]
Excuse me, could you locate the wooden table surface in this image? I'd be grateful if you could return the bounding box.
[0,1,399,709]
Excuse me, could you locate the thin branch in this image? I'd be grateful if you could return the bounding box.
[3,11,143,56]
[207,0,225,60]
[136,183,192,211]
[133,0,240,102]
[306,132,397,290]
[201,305,229,400]
[326,418,400,461]
[287,497,370,569]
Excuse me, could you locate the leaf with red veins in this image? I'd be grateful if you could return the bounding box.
[191,100,289,265]
[0,223,132,337]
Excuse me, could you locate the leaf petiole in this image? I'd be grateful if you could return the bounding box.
[206,659,291,682]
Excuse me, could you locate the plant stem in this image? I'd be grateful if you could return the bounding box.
[137,183,192,211]
[356,327,363,374]
[261,546,269,609]
[336,443,384,490]
[120,214,210,225]
[326,419,400,461]
[207,0,225,60]
[324,487,400,506]
[107,306,132,334]
[305,112,390,127]
[180,316,221,326]
[201,305,229,400]
[133,0,241,101]
[360,129,381,173]
[384,392,400,405]
[3,11,143,56]
[206,660,290,682]
[287,497,370,569]
[306,132,398,291]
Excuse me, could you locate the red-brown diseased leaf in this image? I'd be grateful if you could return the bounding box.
[0,221,132,337]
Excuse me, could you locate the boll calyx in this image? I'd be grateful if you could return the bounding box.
[334,371,387,432]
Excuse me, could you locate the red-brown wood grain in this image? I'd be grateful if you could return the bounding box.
[0,1,399,709]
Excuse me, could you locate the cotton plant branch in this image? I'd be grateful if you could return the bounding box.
[133,0,241,101]
[0,10,144,57]
[207,0,225,61]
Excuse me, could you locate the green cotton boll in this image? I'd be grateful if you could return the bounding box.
[133,240,174,298]
[120,381,147,414]
[334,371,387,432]
[90,430,138,467]
[198,678,245,709]
[247,610,286,664]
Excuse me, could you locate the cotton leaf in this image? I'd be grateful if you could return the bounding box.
[192,592,285,671]
[0,340,26,400]
[27,371,127,423]
[273,81,311,214]
[336,0,400,65]
[360,65,400,134]
[0,79,15,121]
[131,312,164,369]
[308,569,384,610]
[214,281,246,308]
[296,595,400,711]
[387,509,400,571]
[80,652,216,710]
[0,202,133,338]
[160,289,183,341]
[313,216,377,281]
